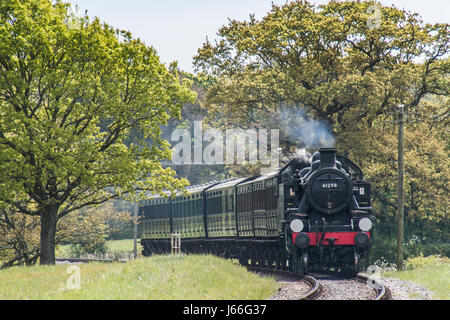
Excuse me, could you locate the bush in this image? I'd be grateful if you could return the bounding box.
[369,234,449,265]
[69,241,108,258]
[405,254,449,270]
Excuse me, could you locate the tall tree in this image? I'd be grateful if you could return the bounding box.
[194,0,448,145]
[0,0,195,264]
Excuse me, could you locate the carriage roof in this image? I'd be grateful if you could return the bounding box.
[140,170,282,206]
[206,177,247,191]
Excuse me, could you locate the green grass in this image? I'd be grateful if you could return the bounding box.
[382,255,450,300]
[0,254,279,300]
[106,239,142,253]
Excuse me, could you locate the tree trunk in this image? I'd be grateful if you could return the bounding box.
[40,205,59,265]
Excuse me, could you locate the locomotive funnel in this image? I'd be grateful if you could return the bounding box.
[319,148,337,168]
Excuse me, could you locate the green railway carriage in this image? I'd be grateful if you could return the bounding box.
[236,172,280,238]
[139,195,171,239]
[138,182,215,240]
[204,178,246,238]
[138,171,289,258]
[171,184,208,238]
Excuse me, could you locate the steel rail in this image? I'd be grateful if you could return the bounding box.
[356,273,391,300]
[246,266,321,300]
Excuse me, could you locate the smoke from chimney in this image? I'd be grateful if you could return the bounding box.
[279,105,336,149]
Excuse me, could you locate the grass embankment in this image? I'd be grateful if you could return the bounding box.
[382,255,449,300]
[0,254,279,300]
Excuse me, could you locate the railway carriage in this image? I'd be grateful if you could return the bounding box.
[139,148,374,274]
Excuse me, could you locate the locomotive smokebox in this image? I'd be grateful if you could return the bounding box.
[319,148,337,168]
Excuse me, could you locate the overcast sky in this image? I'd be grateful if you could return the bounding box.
[68,0,449,73]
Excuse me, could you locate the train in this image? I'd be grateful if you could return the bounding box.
[138,148,374,274]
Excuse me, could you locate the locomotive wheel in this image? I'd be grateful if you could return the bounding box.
[302,251,309,274]
[268,249,276,268]
[239,249,249,266]
[353,249,360,274]
[282,253,289,270]
[291,253,304,275]
[275,253,282,269]
[250,249,258,266]
[258,248,265,267]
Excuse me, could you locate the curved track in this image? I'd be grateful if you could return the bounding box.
[246,266,321,300]
[356,273,391,300]
[248,266,390,300]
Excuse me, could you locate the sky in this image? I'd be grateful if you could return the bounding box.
[68,0,449,73]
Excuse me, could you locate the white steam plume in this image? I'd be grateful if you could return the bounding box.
[280,105,336,148]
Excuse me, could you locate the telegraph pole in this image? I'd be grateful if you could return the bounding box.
[386,103,444,270]
[133,202,138,259]
[397,104,404,270]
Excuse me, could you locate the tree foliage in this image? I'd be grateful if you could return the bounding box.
[0,0,195,264]
[0,207,40,267]
[60,202,132,257]
[339,104,449,242]
[194,0,448,133]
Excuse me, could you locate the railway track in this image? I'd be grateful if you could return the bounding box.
[246,266,321,300]
[248,266,390,300]
[310,270,390,300]
[356,273,391,300]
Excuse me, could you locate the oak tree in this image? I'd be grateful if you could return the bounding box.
[194,0,448,146]
[0,0,195,264]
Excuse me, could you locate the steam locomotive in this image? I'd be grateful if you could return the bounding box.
[138,148,374,274]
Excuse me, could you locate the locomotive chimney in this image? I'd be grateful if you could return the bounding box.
[319,148,337,168]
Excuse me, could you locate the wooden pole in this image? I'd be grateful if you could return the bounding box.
[397,104,404,270]
[171,233,181,255]
[133,202,138,259]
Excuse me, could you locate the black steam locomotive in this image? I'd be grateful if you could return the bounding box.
[138,148,374,274]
